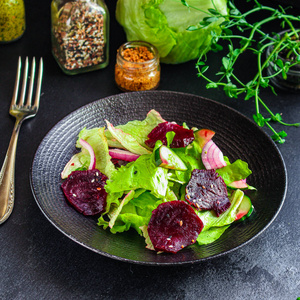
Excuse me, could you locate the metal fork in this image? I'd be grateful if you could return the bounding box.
[0,57,43,224]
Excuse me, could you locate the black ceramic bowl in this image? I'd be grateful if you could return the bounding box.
[30,91,287,265]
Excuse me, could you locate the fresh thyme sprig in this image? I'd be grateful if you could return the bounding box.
[184,0,300,143]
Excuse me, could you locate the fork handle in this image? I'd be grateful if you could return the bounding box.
[0,119,22,224]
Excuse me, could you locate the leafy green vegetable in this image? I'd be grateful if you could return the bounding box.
[105,109,165,149]
[105,154,169,199]
[196,189,244,231]
[216,159,252,184]
[108,190,135,228]
[105,120,151,155]
[61,127,116,178]
[61,151,89,179]
[61,110,256,250]
[98,190,163,235]
[116,0,228,64]
[171,143,204,183]
[140,225,156,250]
[98,202,146,234]
[197,225,230,245]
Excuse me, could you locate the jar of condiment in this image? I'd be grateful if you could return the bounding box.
[0,0,25,43]
[115,41,160,92]
[51,0,109,75]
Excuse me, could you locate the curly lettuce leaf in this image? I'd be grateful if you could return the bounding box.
[105,154,168,199]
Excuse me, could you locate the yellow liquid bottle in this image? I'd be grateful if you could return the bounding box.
[0,0,26,43]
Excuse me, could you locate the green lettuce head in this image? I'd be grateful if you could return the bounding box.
[116,0,227,64]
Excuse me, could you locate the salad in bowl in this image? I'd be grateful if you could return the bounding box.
[60,109,255,254]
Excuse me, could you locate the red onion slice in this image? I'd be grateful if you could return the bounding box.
[109,148,140,162]
[202,140,226,170]
[79,138,96,170]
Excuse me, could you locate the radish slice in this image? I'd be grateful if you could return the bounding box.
[201,140,227,170]
[194,129,215,149]
[79,138,96,170]
[109,148,140,162]
[228,179,248,189]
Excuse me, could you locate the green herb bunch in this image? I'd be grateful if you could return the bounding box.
[183,0,300,143]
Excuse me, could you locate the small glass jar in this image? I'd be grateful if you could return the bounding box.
[115,41,160,92]
[51,0,109,75]
[266,29,300,91]
[0,0,26,43]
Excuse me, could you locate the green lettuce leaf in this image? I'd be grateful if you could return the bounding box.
[105,109,165,149]
[108,190,135,228]
[197,189,244,231]
[197,225,230,245]
[216,159,252,184]
[172,142,204,183]
[98,190,162,235]
[105,120,151,155]
[140,225,156,251]
[61,127,116,178]
[61,152,89,179]
[105,154,168,199]
[116,0,228,64]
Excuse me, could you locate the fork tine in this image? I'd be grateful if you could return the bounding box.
[19,57,29,106]
[10,57,22,108]
[25,57,36,107]
[33,57,43,109]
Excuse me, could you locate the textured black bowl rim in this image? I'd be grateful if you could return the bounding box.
[30,90,287,266]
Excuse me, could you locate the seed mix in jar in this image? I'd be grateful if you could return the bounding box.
[51,0,109,75]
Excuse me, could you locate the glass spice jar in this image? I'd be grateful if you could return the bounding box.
[0,0,26,44]
[266,30,300,91]
[115,41,160,92]
[51,0,109,75]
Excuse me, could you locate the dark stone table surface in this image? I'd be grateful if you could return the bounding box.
[0,0,299,299]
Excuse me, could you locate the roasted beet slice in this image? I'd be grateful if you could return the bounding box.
[147,200,203,253]
[61,169,108,216]
[185,169,230,217]
[145,122,194,148]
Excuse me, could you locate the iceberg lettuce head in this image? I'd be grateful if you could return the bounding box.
[116,0,228,64]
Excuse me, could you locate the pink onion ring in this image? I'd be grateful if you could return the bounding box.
[109,148,140,162]
[202,140,226,170]
[79,139,96,170]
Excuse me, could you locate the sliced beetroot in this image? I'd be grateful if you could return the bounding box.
[147,200,203,253]
[185,169,230,217]
[145,122,195,148]
[61,169,108,216]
